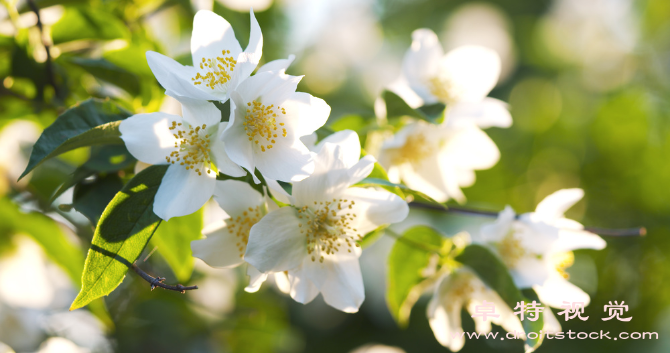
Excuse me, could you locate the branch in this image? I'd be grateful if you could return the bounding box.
[26,0,59,98]
[130,262,198,293]
[409,202,646,237]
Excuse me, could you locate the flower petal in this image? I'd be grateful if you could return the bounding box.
[553,229,606,253]
[402,29,443,104]
[245,207,306,272]
[212,179,264,216]
[264,178,292,204]
[253,137,314,182]
[244,264,268,293]
[209,127,247,177]
[440,124,500,171]
[191,10,243,70]
[288,264,320,304]
[281,92,331,138]
[510,257,549,288]
[176,96,222,127]
[191,222,245,268]
[535,188,584,222]
[223,93,256,174]
[340,187,409,235]
[534,274,591,308]
[303,251,365,313]
[258,55,295,73]
[313,129,360,168]
[146,51,218,101]
[153,164,216,221]
[438,45,501,102]
[446,98,512,129]
[233,9,263,82]
[234,71,301,107]
[348,155,376,185]
[119,112,177,165]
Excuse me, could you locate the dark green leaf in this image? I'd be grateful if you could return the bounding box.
[456,245,544,350]
[67,57,141,96]
[73,173,124,225]
[70,165,167,310]
[20,99,131,180]
[151,209,203,282]
[387,226,444,327]
[51,7,130,45]
[382,90,445,123]
[212,100,230,122]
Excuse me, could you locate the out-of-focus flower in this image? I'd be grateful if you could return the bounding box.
[427,269,523,352]
[0,341,13,353]
[120,97,245,221]
[349,343,406,353]
[224,61,329,183]
[245,131,409,312]
[217,0,273,12]
[146,10,262,102]
[36,337,88,353]
[0,120,40,193]
[191,179,283,292]
[473,189,606,308]
[378,120,499,203]
[398,29,511,129]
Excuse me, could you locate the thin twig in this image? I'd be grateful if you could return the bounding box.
[409,202,646,237]
[130,262,198,293]
[26,0,59,98]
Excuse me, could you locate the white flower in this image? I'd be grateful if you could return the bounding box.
[224,64,330,183]
[190,179,283,292]
[398,29,511,129]
[244,131,409,312]
[427,269,523,352]
[473,189,606,308]
[378,120,499,202]
[120,96,245,221]
[0,120,40,190]
[146,10,262,102]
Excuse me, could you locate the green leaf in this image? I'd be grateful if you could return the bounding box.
[329,115,369,132]
[382,90,445,123]
[51,7,130,45]
[20,99,131,180]
[150,209,203,282]
[455,245,544,350]
[358,225,386,249]
[73,173,124,225]
[67,57,141,96]
[70,165,168,311]
[355,177,445,210]
[387,226,444,327]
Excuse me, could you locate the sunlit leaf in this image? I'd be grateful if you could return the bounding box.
[70,165,167,311]
[73,173,124,225]
[20,99,130,180]
[67,57,141,96]
[387,226,444,327]
[51,7,130,45]
[151,209,203,282]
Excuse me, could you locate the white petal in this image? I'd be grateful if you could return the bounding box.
[438,45,501,102]
[553,229,606,252]
[191,10,242,70]
[212,179,263,216]
[281,92,331,138]
[476,206,516,244]
[223,93,256,173]
[244,264,268,293]
[398,163,450,202]
[146,51,218,100]
[153,165,216,221]
[402,29,443,104]
[300,132,318,151]
[348,155,376,185]
[254,137,314,182]
[264,178,292,204]
[428,301,465,351]
[510,257,549,289]
[191,223,245,268]
[313,129,360,168]
[119,113,177,165]
[445,98,512,129]
[303,252,365,313]
[274,272,291,294]
[291,144,349,205]
[440,124,499,171]
[176,96,222,127]
[209,132,246,177]
[232,10,264,86]
[340,187,409,235]
[288,264,320,304]
[543,308,562,333]
[534,274,591,308]
[234,70,301,106]
[535,188,584,221]
[257,55,295,73]
[245,207,306,272]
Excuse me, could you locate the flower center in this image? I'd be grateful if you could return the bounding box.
[428,75,459,104]
[192,50,237,90]
[165,120,214,176]
[228,206,263,258]
[496,229,527,268]
[296,199,362,263]
[552,251,575,279]
[391,133,434,165]
[243,101,287,152]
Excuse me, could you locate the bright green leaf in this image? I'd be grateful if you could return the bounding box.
[51,7,130,45]
[70,165,167,311]
[20,99,131,180]
[73,173,124,225]
[387,226,444,327]
[382,90,445,123]
[455,244,544,350]
[67,57,141,96]
[151,209,203,282]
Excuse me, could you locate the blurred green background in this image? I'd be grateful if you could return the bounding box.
[0,0,668,352]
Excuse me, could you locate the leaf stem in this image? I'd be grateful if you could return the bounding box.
[130,262,198,293]
[409,202,646,237]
